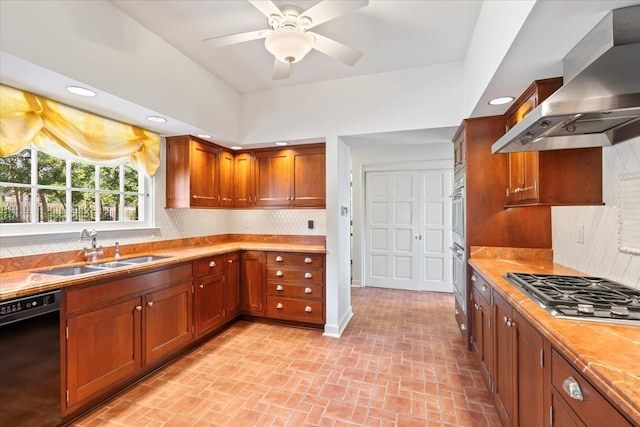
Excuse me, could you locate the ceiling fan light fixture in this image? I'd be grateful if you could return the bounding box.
[265,27,315,63]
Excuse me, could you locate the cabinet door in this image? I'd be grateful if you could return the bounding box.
[514,312,545,427]
[194,274,225,338]
[234,152,253,207]
[493,292,515,427]
[225,252,241,319]
[241,251,264,315]
[507,152,524,204]
[66,296,142,409]
[291,146,325,207]
[144,280,193,365]
[471,288,492,391]
[219,150,235,207]
[551,391,585,427]
[190,141,220,207]
[520,152,539,203]
[254,149,291,207]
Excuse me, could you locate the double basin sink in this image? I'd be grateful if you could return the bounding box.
[41,255,171,276]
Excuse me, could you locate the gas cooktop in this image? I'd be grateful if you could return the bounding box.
[506,273,640,326]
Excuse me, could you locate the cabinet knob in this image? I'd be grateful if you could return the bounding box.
[209,261,216,268]
[276,303,284,309]
[305,306,312,313]
[304,272,312,279]
[503,316,508,324]
[276,285,284,291]
[199,284,204,289]
[474,303,481,311]
[276,270,283,277]
[304,287,312,294]
[228,259,233,263]
[275,256,283,262]
[304,257,312,264]
[562,376,584,401]
[471,274,477,282]
[147,301,154,307]
[135,305,142,311]
[481,285,488,292]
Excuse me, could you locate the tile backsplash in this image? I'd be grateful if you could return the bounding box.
[552,137,640,289]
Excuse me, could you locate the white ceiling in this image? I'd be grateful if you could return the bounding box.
[111,0,483,94]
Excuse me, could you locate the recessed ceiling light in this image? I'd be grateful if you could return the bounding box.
[230,145,243,150]
[197,134,213,139]
[146,115,167,123]
[66,86,96,97]
[275,141,288,146]
[489,96,514,106]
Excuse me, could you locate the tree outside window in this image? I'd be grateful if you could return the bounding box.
[0,146,148,226]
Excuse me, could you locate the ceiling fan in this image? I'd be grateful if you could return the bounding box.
[202,0,369,80]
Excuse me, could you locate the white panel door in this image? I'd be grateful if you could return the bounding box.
[420,169,452,292]
[365,171,420,290]
[365,169,453,292]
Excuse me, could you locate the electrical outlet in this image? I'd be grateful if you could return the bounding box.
[577,225,584,244]
[308,220,314,229]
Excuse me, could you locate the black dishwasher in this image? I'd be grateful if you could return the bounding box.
[0,290,62,427]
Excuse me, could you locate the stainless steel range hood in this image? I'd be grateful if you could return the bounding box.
[492,4,640,154]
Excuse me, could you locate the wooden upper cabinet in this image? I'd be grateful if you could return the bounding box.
[453,129,465,174]
[504,78,603,207]
[254,149,292,207]
[253,144,326,208]
[166,136,220,208]
[219,150,235,207]
[234,152,254,208]
[291,146,326,207]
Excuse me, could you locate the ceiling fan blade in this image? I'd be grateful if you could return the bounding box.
[310,32,363,66]
[272,59,291,80]
[202,30,270,49]
[248,0,282,18]
[302,0,369,29]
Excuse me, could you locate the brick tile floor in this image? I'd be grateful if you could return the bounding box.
[71,287,500,426]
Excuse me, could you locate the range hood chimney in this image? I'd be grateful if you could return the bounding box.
[492,4,640,154]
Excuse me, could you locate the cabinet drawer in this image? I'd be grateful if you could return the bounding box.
[266,267,322,284]
[196,255,224,277]
[266,282,322,299]
[266,253,323,267]
[551,349,633,427]
[470,270,491,303]
[266,296,323,324]
[66,264,192,313]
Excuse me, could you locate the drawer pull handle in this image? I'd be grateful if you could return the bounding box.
[474,303,481,311]
[275,256,283,262]
[276,270,283,277]
[304,287,312,294]
[481,285,487,292]
[305,306,312,313]
[147,301,154,307]
[562,376,584,401]
[276,285,284,291]
[199,284,204,289]
[209,261,216,268]
[276,303,284,309]
[135,305,142,311]
[471,274,477,282]
[304,272,312,279]
[304,257,312,264]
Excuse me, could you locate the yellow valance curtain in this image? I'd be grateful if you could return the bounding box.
[0,84,160,176]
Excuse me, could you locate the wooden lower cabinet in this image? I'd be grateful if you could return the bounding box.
[470,272,492,392]
[63,264,193,415]
[194,255,225,338]
[225,252,241,318]
[65,296,142,408]
[241,251,265,315]
[493,290,545,427]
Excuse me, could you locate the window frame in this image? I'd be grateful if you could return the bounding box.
[0,146,155,236]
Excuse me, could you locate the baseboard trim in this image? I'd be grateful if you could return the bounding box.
[323,305,354,338]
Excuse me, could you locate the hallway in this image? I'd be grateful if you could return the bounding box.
[72,287,500,426]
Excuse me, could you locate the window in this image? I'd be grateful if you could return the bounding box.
[0,146,153,233]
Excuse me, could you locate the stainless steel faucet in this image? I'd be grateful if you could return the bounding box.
[114,242,121,259]
[80,229,103,262]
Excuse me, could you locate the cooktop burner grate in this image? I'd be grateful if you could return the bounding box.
[506,273,640,325]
